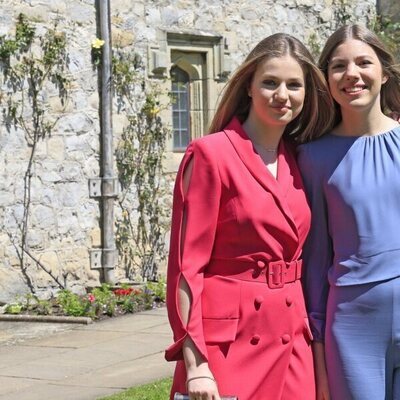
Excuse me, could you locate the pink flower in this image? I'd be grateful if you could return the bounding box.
[88,294,96,303]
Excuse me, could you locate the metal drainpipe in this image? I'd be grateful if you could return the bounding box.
[99,0,116,284]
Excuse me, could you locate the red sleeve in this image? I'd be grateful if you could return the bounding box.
[165,139,221,362]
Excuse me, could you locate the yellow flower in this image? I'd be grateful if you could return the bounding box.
[91,38,105,49]
[149,107,160,116]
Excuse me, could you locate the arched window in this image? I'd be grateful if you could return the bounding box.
[171,65,190,151]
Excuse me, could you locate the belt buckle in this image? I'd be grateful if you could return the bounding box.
[268,261,285,289]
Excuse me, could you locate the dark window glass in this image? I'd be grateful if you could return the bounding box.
[171,66,190,151]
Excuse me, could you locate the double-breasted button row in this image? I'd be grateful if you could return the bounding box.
[250,333,292,345]
[253,295,292,309]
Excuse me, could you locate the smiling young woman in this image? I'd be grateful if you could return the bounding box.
[165,33,334,400]
[298,24,400,400]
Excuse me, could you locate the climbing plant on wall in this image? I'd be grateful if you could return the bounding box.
[369,15,400,61]
[112,49,170,282]
[0,14,69,290]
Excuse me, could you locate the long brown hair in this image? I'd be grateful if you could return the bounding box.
[319,24,400,127]
[208,33,334,143]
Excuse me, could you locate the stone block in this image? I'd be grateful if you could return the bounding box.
[4,204,24,230]
[86,270,101,286]
[32,205,56,229]
[48,95,73,114]
[240,8,258,20]
[296,0,315,6]
[26,231,45,249]
[88,92,99,110]
[112,27,135,47]
[67,49,89,76]
[41,187,59,207]
[0,189,14,207]
[67,2,94,24]
[0,266,29,304]
[38,251,59,270]
[64,135,92,153]
[70,247,89,262]
[61,162,82,181]
[58,182,84,207]
[133,1,145,16]
[83,157,100,177]
[57,209,79,235]
[33,139,47,160]
[49,0,67,13]
[320,7,333,22]
[71,90,89,111]
[64,259,90,276]
[47,136,65,161]
[17,5,50,22]
[57,113,94,135]
[90,228,101,247]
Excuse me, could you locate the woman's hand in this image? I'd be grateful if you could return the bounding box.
[313,342,330,400]
[187,374,221,400]
[182,334,221,400]
[315,370,330,400]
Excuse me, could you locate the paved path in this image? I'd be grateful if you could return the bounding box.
[0,308,174,400]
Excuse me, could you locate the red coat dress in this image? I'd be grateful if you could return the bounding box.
[165,118,314,400]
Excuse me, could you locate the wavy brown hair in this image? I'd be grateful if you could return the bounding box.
[319,24,400,127]
[208,33,334,143]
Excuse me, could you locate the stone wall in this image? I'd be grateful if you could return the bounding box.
[0,0,376,303]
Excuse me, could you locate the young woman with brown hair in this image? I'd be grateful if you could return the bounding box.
[299,24,400,400]
[165,33,333,400]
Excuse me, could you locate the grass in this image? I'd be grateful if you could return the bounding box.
[98,377,173,400]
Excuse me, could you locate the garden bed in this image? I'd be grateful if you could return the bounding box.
[0,281,166,323]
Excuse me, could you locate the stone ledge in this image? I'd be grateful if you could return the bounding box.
[0,314,93,324]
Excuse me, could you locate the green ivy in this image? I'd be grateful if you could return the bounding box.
[0,14,69,292]
[0,14,35,62]
[57,290,92,317]
[332,0,354,27]
[113,48,170,282]
[369,15,400,62]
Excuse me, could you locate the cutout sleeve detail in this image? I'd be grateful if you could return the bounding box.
[165,139,221,361]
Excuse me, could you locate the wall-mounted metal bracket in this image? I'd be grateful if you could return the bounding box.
[89,177,119,198]
[90,248,118,269]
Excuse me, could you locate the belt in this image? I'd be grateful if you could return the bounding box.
[206,258,302,289]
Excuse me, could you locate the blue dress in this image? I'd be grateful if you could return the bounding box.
[298,126,400,400]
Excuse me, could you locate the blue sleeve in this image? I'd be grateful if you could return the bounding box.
[298,145,333,343]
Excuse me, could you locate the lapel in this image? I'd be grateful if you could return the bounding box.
[223,117,299,241]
